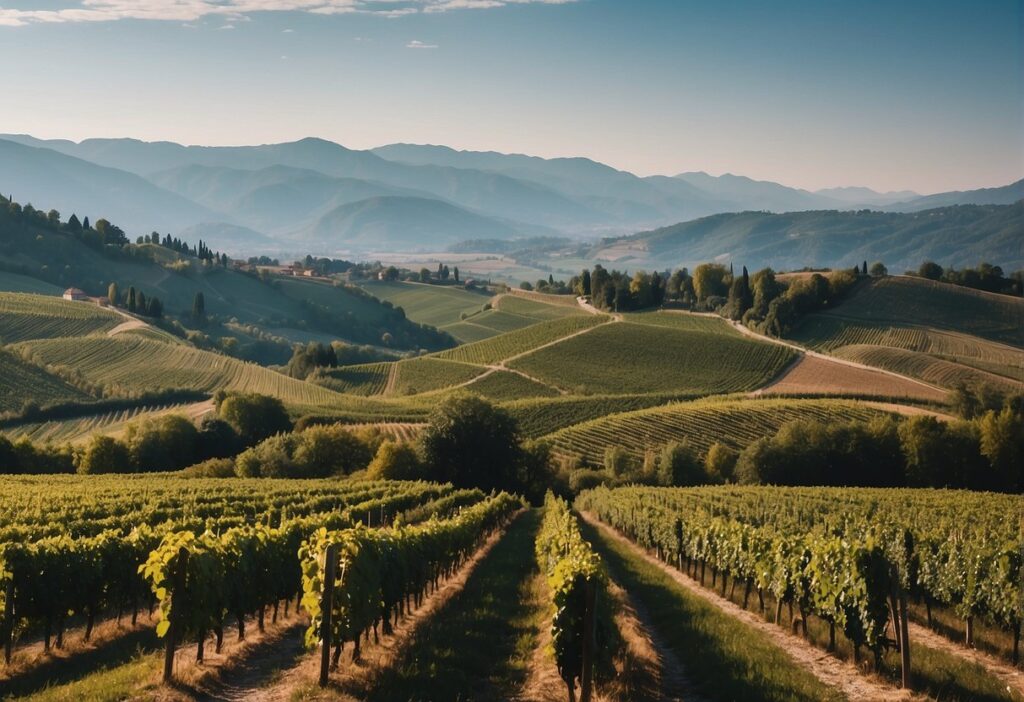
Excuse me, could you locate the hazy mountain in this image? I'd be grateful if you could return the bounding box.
[1,135,604,231]
[883,179,1024,212]
[669,171,841,213]
[294,196,519,250]
[176,222,278,255]
[0,139,218,235]
[815,186,919,206]
[149,164,437,234]
[590,202,1024,272]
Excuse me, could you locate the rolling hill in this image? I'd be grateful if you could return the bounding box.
[294,196,519,248]
[590,202,1024,271]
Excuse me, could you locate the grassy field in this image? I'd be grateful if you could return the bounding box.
[0,293,122,343]
[509,321,795,395]
[0,348,92,411]
[438,314,609,365]
[359,279,493,329]
[0,271,63,294]
[14,335,347,405]
[462,369,560,401]
[542,397,886,464]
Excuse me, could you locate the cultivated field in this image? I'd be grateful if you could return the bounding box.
[757,353,949,402]
[0,293,122,343]
[832,345,1024,393]
[542,397,887,464]
[437,314,609,365]
[0,348,91,411]
[312,362,393,396]
[509,321,795,395]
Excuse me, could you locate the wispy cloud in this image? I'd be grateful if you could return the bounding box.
[0,0,574,27]
[406,39,437,49]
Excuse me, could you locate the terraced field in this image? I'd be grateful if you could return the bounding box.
[0,293,122,343]
[542,397,887,464]
[438,314,610,365]
[509,322,795,394]
[833,345,1024,393]
[462,369,560,400]
[0,348,91,411]
[13,335,347,405]
[390,357,487,395]
[313,362,393,396]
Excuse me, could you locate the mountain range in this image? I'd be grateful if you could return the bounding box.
[0,134,1020,262]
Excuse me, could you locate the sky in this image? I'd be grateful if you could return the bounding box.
[0,0,1021,193]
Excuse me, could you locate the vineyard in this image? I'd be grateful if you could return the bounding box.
[577,486,1024,687]
[833,345,1024,393]
[312,362,393,396]
[437,314,609,365]
[12,335,348,405]
[0,293,122,343]
[509,322,796,395]
[1,401,197,444]
[389,357,487,396]
[462,369,560,401]
[542,397,887,464]
[0,349,91,412]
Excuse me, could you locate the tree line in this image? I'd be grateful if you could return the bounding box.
[913,260,1022,296]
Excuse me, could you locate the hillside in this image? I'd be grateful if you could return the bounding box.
[0,138,219,235]
[295,196,519,248]
[590,202,1024,271]
[787,276,1024,391]
[0,208,452,351]
[882,178,1024,212]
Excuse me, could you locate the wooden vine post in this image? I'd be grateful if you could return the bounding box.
[3,578,14,665]
[163,547,188,683]
[579,578,597,702]
[319,543,339,688]
[889,563,911,689]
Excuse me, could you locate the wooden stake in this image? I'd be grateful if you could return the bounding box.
[3,579,13,665]
[319,543,339,688]
[163,547,188,683]
[580,579,597,702]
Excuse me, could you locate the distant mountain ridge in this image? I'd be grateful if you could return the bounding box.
[0,134,1019,258]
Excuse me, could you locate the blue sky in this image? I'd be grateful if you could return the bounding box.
[0,0,1020,193]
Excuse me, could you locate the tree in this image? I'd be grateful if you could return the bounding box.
[419,393,522,493]
[136,291,147,314]
[292,424,373,477]
[692,263,729,302]
[127,286,137,313]
[196,416,242,459]
[107,282,119,307]
[77,435,131,474]
[146,296,163,318]
[580,269,592,296]
[657,441,703,486]
[83,216,90,230]
[192,291,206,324]
[67,214,82,232]
[869,261,888,277]
[978,408,1024,492]
[603,446,633,477]
[704,442,738,483]
[367,440,423,480]
[219,393,292,446]
[420,268,432,283]
[918,261,944,280]
[629,271,654,308]
[453,266,460,283]
[125,414,199,472]
[441,265,450,281]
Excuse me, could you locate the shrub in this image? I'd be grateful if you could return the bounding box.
[366,440,423,480]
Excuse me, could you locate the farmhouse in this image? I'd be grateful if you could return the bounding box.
[62,287,87,301]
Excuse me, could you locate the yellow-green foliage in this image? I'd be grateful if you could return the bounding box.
[543,397,886,464]
[509,321,794,395]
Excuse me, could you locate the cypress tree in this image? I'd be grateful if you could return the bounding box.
[127,287,136,313]
[193,292,206,322]
[108,282,119,307]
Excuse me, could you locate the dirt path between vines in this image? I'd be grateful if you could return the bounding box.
[201,516,520,702]
[580,513,918,702]
[382,361,399,396]
[905,622,1024,697]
